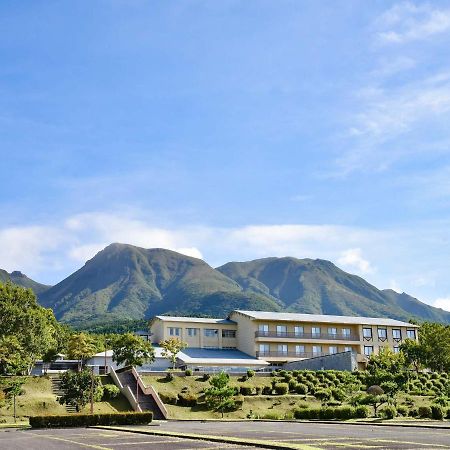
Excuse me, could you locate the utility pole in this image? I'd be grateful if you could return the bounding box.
[90,367,94,415]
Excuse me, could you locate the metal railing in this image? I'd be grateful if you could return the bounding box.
[255,331,358,341]
[256,351,331,358]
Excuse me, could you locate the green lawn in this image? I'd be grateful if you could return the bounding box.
[0,375,132,424]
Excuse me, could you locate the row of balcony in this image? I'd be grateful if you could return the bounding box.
[256,350,351,358]
[255,331,359,341]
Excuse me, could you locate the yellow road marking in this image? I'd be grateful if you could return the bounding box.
[28,431,112,450]
[369,438,450,448]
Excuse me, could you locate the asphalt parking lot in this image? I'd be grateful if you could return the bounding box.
[1,421,449,449]
[0,427,254,450]
[154,420,450,449]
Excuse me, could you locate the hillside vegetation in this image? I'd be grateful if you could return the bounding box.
[5,243,450,327]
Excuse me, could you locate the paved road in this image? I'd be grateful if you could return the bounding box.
[0,427,254,450]
[155,420,450,449]
[1,421,449,449]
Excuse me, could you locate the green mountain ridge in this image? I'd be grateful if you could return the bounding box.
[4,243,450,327]
[0,269,51,295]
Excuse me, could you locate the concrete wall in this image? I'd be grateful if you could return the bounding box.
[282,351,357,372]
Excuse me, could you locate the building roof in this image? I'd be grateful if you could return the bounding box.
[91,347,166,359]
[231,310,420,328]
[176,348,268,366]
[152,315,236,325]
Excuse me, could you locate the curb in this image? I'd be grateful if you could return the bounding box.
[90,425,321,450]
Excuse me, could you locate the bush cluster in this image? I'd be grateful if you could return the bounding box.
[102,384,120,400]
[29,412,153,428]
[294,405,369,420]
[177,392,198,407]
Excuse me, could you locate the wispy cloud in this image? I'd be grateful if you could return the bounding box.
[433,297,450,312]
[376,2,450,44]
[337,248,374,275]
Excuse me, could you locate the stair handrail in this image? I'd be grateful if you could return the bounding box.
[110,366,141,412]
[131,366,168,419]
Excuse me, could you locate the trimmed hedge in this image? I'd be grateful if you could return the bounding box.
[29,412,153,428]
[294,405,369,420]
[177,392,198,407]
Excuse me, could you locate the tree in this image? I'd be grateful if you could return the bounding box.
[418,323,450,372]
[204,371,236,418]
[399,339,424,373]
[366,385,386,417]
[42,348,59,375]
[68,333,97,371]
[58,369,101,413]
[0,336,30,375]
[111,333,155,368]
[160,338,188,369]
[0,283,60,374]
[2,378,25,422]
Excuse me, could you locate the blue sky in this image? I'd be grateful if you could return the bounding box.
[1,1,450,311]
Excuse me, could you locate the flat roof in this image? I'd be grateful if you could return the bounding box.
[177,348,268,366]
[231,310,419,328]
[152,315,236,325]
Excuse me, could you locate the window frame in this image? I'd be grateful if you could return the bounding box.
[364,345,374,356]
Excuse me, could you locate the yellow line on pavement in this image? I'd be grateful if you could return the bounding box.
[28,431,112,450]
[369,438,450,448]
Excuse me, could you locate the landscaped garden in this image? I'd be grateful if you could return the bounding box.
[142,366,450,421]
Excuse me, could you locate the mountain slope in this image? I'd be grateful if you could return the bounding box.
[217,257,450,324]
[0,269,51,295]
[39,243,281,327]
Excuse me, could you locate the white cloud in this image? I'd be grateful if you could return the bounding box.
[175,247,203,259]
[337,248,374,275]
[376,2,450,44]
[433,297,450,312]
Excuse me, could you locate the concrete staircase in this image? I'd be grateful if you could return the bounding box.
[116,369,165,420]
[50,375,77,413]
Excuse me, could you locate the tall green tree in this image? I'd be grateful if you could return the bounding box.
[0,336,30,375]
[68,333,97,371]
[418,323,450,372]
[160,338,188,369]
[111,333,155,368]
[399,339,424,372]
[204,371,236,418]
[58,369,101,413]
[2,378,25,422]
[0,283,60,374]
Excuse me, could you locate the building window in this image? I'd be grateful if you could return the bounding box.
[344,346,352,352]
[312,345,322,355]
[311,327,321,337]
[393,346,400,353]
[364,345,374,356]
[329,346,338,354]
[204,329,218,337]
[294,326,304,336]
[377,328,387,341]
[392,329,401,341]
[168,327,181,337]
[295,345,305,355]
[277,344,288,355]
[342,328,351,338]
[407,329,416,340]
[222,329,236,338]
[363,328,373,340]
[328,327,337,336]
[186,328,198,337]
[259,344,270,355]
[276,325,287,336]
[258,324,269,334]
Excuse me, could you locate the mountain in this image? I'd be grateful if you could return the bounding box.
[0,269,51,295]
[36,244,450,327]
[217,257,450,324]
[39,244,281,327]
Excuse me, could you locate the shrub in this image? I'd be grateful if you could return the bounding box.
[202,373,210,381]
[29,412,153,428]
[294,405,368,420]
[418,406,432,418]
[246,369,255,378]
[314,389,332,403]
[274,383,289,395]
[240,385,254,396]
[288,380,298,392]
[262,386,272,395]
[432,396,449,407]
[159,392,177,405]
[294,408,321,419]
[185,369,192,376]
[408,407,419,417]
[261,412,281,420]
[379,405,397,419]
[102,384,120,400]
[165,372,174,381]
[177,392,198,407]
[295,383,308,395]
[255,386,262,395]
[396,405,408,417]
[331,388,346,402]
[431,405,445,420]
[234,395,244,410]
[354,405,370,418]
